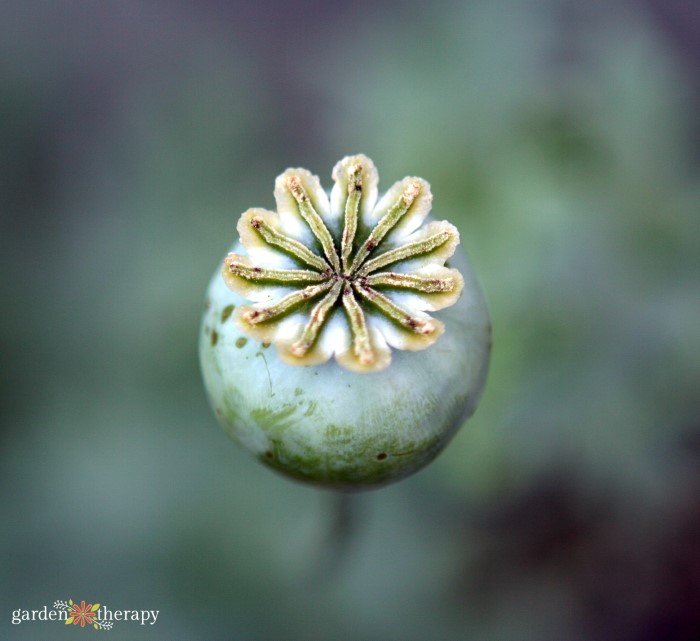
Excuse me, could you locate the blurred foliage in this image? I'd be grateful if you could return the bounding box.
[1,1,699,640]
[317,0,700,501]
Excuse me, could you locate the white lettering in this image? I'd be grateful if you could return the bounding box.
[10,602,159,627]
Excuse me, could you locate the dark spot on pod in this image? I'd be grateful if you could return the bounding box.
[262,342,271,349]
[264,451,274,460]
[366,240,377,252]
[376,453,387,461]
[211,330,219,346]
[235,337,248,348]
[221,304,235,322]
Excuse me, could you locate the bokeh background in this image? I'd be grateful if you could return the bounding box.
[2,1,700,639]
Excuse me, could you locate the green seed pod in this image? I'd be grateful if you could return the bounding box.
[200,155,491,489]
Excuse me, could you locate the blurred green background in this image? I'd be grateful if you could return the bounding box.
[2,1,700,639]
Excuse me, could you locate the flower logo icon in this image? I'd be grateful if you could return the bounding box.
[65,599,100,628]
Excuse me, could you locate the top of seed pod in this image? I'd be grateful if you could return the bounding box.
[221,154,464,373]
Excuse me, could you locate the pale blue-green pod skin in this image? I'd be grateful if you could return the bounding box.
[200,242,491,490]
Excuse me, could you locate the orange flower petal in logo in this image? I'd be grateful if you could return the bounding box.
[66,600,99,628]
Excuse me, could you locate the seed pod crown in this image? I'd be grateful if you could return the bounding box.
[222,154,463,373]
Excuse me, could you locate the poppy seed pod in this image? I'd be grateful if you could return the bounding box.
[200,155,491,489]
